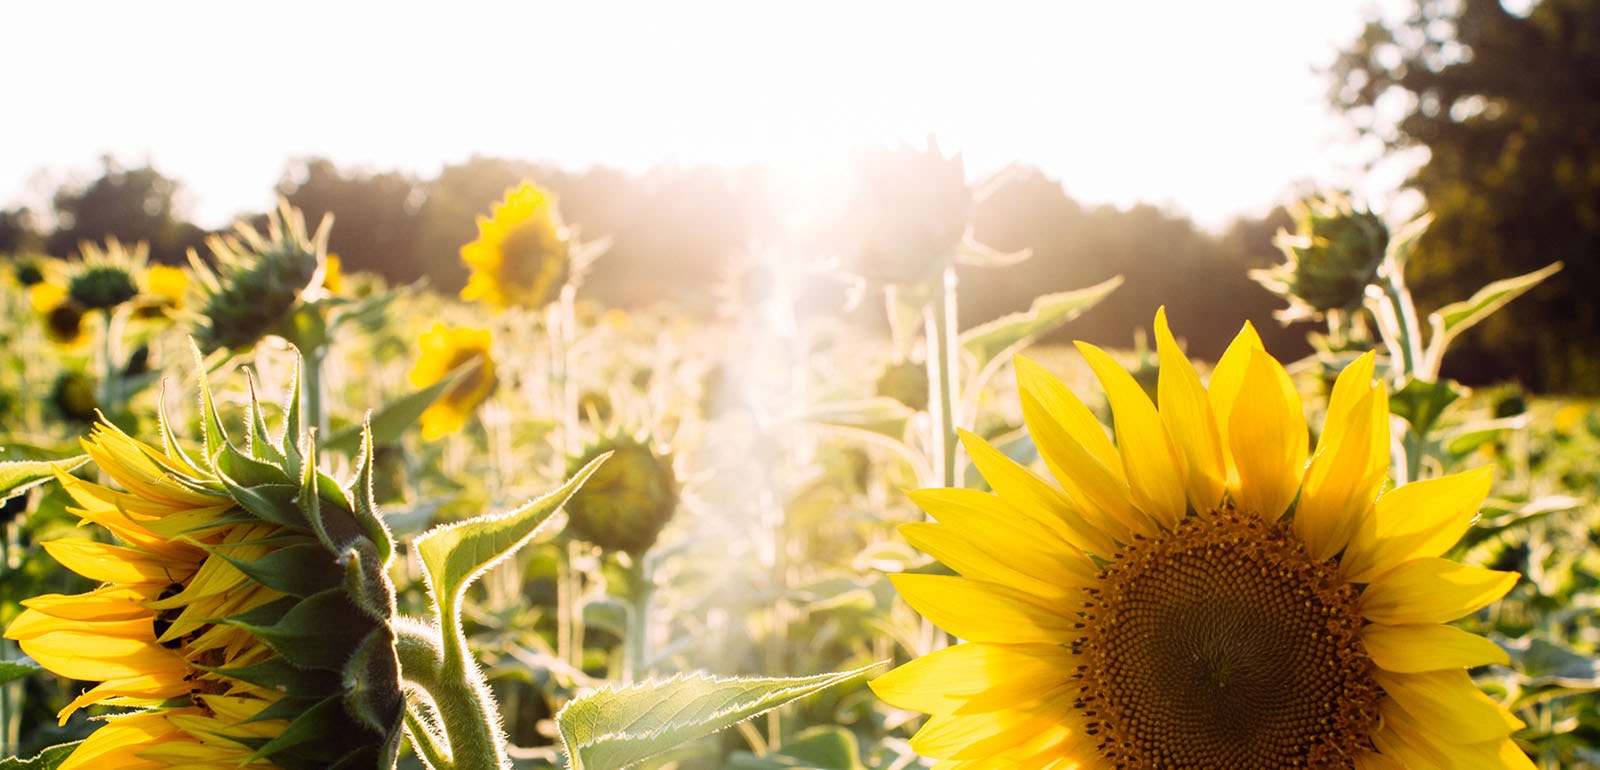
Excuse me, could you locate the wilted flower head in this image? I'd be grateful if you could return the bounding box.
[847,139,972,286]
[1254,195,1389,320]
[188,200,327,353]
[409,323,498,441]
[4,357,403,769]
[564,433,678,555]
[460,182,571,311]
[67,237,147,312]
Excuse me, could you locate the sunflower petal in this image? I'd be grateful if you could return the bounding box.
[1375,667,1525,743]
[890,574,1076,644]
[1076,341,1187,528]
[907,488,1099,584]
[1206,321,1265,485]
[1363,623,1509,672]
[1226,348,1308,520]
[1342,467,1494,583]
[958,430,1118,558]
[870,642,1076,715]
[1361,557,1518,625]
[1295,385,1384,561]
[1154,307,1226,511]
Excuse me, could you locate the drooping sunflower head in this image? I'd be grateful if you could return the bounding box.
[1255,195,1389,320]
[563,433,679,555]
[847,138,972,286]
[67,237,147,312]
[31,282,88,347]
[4,354,404,770]
[408,323,499,441]
[187,200,327,353]
[459,182,571,311]
[872,308,1532,769]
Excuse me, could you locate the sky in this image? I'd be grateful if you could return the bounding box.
[2,1,1404,233]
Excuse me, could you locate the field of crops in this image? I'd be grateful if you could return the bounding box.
[0,181,1594,769]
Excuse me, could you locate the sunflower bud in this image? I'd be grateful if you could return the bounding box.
[1256,196,1389,319]
[188,200,327,353]
[66,238,147,312]
[460,182,572,311]
[50,371,97,422]
[875,360,929,411]
[564,434,678,555]
[847,139,972,286]
[14,259,45,287]
[5,357,403,769]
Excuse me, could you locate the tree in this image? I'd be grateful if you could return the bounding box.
[47,157,207,264]
[1329,0,1600,392]
[276,158,426,282]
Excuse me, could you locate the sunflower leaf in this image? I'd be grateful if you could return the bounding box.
[413,454,604,645]
[0,659,42,686]
[0,457,85,504]
[0,741,80,770]
[556,662,884,770]
[1425,261,1562,372]
[321,357,482,456]
[959,275,1122,372]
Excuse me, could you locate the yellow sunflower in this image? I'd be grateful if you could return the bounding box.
[459,182,570,311]
[410,323,499,440]
[872,308,1531,769]
[4,373,403,769]
[30,282,88,347]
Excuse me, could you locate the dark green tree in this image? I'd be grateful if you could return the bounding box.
[276,157,426,282]
[1329,0,1600,392]
[47,157,207,264]
[0,206,44,256]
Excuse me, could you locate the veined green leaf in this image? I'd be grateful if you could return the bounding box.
[0,659,42,686]
[959,275,1122,371]
[557,661,884,770]
[1425,261,1562,372]
[0,742,79,770]
[0,457,86,504]
[413,455,605,634]
[322,357,483,455]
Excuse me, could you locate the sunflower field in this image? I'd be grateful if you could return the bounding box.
[0,152,1596,770]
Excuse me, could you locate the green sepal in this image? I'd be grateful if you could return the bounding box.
[205,656,341,696]
[245,695,358,764]
[0,457,86,504]
[208,541,343,597]
[215,479,311,532]
[280,353,305,482]
[342,628,404,736]
[214,439,293,488]
[244,371,291,467]
[414,454,605,638]
[226,589,369,671]
[156,380,204,474]
[321,356,483,456]
[556,661,885,770]
[346,422,394,565]
[0,741,80,770]
[342,540,397,622]
[191,342,230,461]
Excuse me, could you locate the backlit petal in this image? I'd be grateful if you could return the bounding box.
[1363,623,1509,672]
[1361,558,1518,625]
[1154,308,1226,511]
[1226,348,1307,520]
[1077,341,1187,528]
[1342,467,1494,583]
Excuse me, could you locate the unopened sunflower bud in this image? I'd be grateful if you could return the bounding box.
[848,139,972,287]
[67,238,147,312]
[188,200,327,353]
[14,259,45,287]
[1257,196,1389,319]
[51,371,97,422]
[564,434,678,555]
[875,361,929,412]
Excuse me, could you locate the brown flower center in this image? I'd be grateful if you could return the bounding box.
[1073,505,1381,768]
[499,220,567,299]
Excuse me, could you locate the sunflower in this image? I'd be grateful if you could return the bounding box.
[30,282,88,347]
[871,308,1531,769]
[459,182,571,311]
[4,367,403,769]
[409,323,499,441]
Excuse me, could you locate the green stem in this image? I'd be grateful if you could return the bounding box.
[396,619,509,770]
[97,310,122,422]
[1378,254,1425,380]
[404,706,454,770]
[622,557,652,684]
[301,342,329,438]
[924,265,961,489]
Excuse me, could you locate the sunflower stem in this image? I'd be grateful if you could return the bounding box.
[925,264,961,489]
[404,705,455,770]
[622,556,653,683]
[396,618,510,770]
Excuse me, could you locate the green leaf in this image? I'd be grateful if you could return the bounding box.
[1388,377,1463,436]
[412,455,605,638]
[0,742,80,770]
[0,457,85,504]
[803,398,914,439]
[0,659,42,686]
[1425,261,1562,370]
[728,725,865,769]
[321,357,483,455]
[958,275,1122,371]
[556,661,884,770]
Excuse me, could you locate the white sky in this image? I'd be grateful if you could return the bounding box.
[2,0,1401,233]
